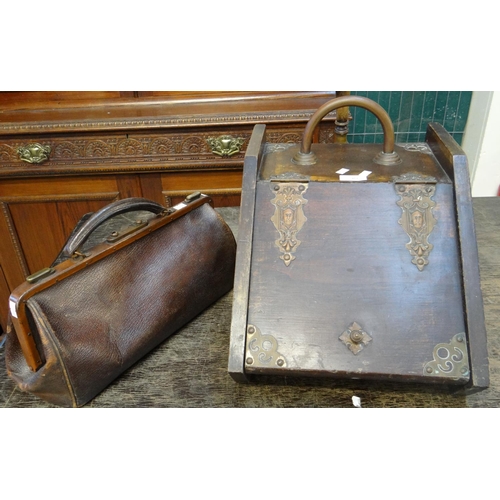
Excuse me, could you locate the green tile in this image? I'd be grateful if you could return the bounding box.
[349,91,361,134]
[455,92,472,132]
[365,91,380,134]
[417,132,427,142]
[378,92,391,114]
[366,91,380,101]
[345,91,471,146]
[388,91,403,127]
[353,106,366,135]
[351,135,364,144]
[422,91,438,123]
[444,92,461,133]
[396,92,414,134]
[407,132,421,143]
[409,92,425,135]
[395,131,409,143]
[452,132,464,145]
[432,91,449,122]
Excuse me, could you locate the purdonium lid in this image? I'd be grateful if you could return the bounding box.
[228,95,489,390]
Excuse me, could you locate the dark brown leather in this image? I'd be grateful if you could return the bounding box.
[6,197,236,407]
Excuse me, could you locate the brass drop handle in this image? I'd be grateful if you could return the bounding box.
[206,135,245,157]
[292,95,401,166]
[17,143,51,164]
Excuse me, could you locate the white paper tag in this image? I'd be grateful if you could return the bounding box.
[339,170,372,182]
[336,168,350,175]
[9,299,18,319]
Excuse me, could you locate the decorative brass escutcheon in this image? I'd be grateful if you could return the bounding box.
[206,135,244,157]
[17,143,51,164]
[245,324,286,369]
[394,174,437,271]
[423,333,470,379]
[339,321,372,355]
[270,177,309,266]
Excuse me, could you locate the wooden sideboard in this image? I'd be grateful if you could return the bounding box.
[0,91,340,331]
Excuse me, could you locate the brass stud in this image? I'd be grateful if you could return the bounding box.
[349,330,364,344]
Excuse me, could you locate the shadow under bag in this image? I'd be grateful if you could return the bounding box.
[6,193,236,407]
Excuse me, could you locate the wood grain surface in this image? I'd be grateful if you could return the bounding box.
[1,199,499,408]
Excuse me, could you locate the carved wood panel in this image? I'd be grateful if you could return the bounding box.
[0,124,336,174]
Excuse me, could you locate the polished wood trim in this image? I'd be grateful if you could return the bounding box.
[228,124,266,382]
[0,266,9,332]
[0,202,30,277]
[0,192,120,204]
[0,92,338,135]
[427,122,489,389]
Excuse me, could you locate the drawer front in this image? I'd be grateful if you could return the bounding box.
[0,123,336,176]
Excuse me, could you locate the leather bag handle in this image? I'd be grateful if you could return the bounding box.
[61,197,166,259]
[292,95,401,166]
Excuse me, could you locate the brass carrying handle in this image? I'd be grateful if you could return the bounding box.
[292,95,401,166]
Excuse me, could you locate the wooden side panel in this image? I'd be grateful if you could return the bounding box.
[116,174,142,199]
[0,265,10,332]
[8,199,113,273]
[0,201,29,287]
[427,123,489,389]
[160,169,243,207]
[0,175,121,198]
[139,173,165,206]
[228,125,267,381]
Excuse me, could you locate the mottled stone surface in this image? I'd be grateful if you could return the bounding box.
[1,202,499,408]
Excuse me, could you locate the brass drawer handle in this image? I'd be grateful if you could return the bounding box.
[17,143,51,164]
[206,135,244,157]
